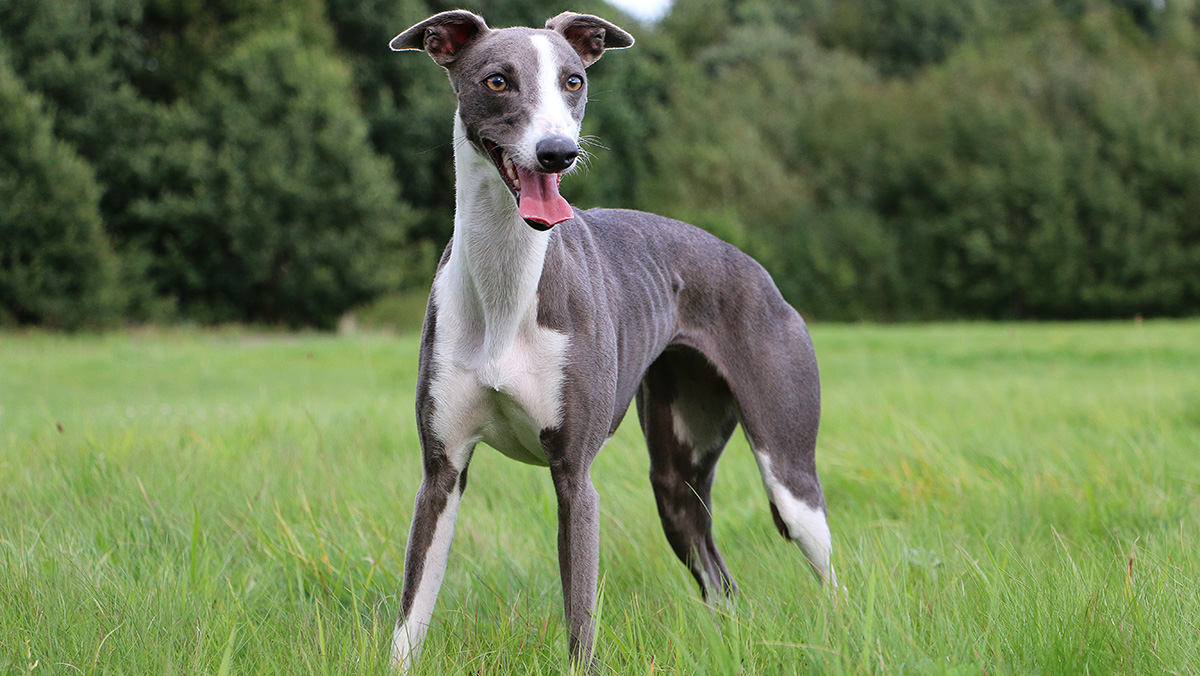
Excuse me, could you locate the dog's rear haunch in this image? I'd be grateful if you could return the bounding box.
[388,10,835,672]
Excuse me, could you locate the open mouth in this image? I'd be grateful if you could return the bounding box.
[484,140,523,196]
[483,140,574,230]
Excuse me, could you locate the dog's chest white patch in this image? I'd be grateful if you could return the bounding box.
[426,266,568,466]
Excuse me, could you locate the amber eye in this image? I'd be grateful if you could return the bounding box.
[564,75,583,92]
[485,74,508,92]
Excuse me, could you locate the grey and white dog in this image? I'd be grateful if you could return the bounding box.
[388,10,835,671]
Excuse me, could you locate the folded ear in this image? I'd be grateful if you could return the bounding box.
[545,12,634,67]
[390,10,489,67]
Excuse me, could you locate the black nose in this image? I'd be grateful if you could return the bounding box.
[535,135,578,172]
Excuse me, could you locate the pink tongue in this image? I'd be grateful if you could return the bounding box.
[516,166,573,227]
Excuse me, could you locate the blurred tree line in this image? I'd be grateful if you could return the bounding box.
[2,0,1198,328]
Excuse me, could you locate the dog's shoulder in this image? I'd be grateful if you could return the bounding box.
[573,207,737,255]
[576,206,702,235]
[573,207,767,277]
[571,207,791,312]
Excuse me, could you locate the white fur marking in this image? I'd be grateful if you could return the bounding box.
[519,35,579,159]
[391,483,464,672]
[669,394,733,463]
[425,113,570,466]
[670,406,693,447]
[754,454,836,586]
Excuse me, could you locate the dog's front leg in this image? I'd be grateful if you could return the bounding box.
[549,459,601,671]
[391,443,474,672]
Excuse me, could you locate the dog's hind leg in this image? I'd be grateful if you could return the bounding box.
[750,444,835,587]
[729,315,835,587]
[636,347,740,602]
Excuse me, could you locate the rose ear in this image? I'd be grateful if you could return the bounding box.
[390,10,489,67]
[545,12,634,67]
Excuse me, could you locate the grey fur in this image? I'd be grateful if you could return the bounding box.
[391,11,831,672]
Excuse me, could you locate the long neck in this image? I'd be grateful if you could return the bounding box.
[443,112,552,361]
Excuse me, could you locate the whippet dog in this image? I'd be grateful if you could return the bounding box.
[388,10,835,671]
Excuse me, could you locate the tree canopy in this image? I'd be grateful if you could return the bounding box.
[2,0,1197,326]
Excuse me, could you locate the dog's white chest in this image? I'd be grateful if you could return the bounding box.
[427,295,568,466]
[421,138,572,466]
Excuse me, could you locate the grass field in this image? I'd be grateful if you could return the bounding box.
[1,321,1198,675]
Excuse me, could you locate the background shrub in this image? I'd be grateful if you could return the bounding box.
[1,0,1198,327]
[0,49,120,328]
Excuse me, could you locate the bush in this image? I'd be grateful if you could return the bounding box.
[2,0,1198,327]
[123,29,410,328]
[2,0,414,328]
[0,51,121,328]
[642,1,1200,320]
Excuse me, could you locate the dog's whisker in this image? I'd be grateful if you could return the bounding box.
[419,139,461,155]
[579,135,610,152]
[574,149,596,172]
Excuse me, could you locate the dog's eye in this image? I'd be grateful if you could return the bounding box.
[564,75,583,92]
[485,74,508,92]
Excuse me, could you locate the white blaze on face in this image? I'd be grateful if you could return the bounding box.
[520,34,579,155]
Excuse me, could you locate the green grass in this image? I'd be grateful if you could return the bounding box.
[1,321,1198,675]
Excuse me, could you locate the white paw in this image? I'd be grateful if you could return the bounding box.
[390,622,425,674]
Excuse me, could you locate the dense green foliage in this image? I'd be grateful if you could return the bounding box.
[0,49,120,328]
[0,0,409,327]
[2,0,1198,325]
[647,0,1200,320]
[2,323,1198,672]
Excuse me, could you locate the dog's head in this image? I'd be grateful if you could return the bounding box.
[391,11,633,230]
